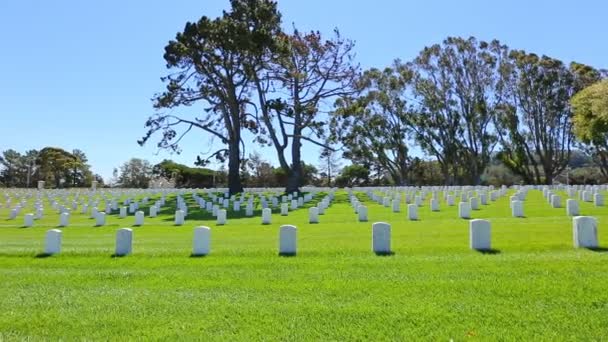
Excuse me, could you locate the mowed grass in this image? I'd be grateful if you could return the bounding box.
[0,189,607,340]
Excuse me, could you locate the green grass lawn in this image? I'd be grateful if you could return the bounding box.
[0,189,607,340]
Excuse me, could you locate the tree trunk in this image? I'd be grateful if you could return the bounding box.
[227,142,243,195]
[285,129,303,194]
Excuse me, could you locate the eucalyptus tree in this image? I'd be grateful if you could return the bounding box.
[495,52,601,184]
[332,61,413,185]
[409,37,509,185]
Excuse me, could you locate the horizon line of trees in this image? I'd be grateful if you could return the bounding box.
[139,0,607,194]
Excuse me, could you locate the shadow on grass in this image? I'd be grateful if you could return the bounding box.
[374,251,395,257]
[278,252,296,257]
[475,248,501,255]
[34,253,53,258]
[110,254,129,258]
[189,253,208,258]
[586,247,608,253]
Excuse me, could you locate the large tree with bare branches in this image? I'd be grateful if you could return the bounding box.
[252,29,358,193]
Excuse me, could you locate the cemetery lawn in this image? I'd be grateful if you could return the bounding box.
[1,190,607,340]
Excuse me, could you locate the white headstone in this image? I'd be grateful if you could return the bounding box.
[407,204,418,221]
[279,225,297,255]
[217,209,227,225]
[134,211,144,226]
[372,222,391,254]
[309,207,319,224]
[470,197,479,211]
[281,203,289,216]
[470,219,491,250]
[447,195,455,206]
[59,212,69,227]
[358,205,368,222]
[150,206,158,217]
[551,194,561,208]
[175,210,185,226]
[511,200,524,218]
[192,226,211,256]
[573,216,598,248]
[24,213,34,227]
[459,202,471,219]
[594,193,604,207]
[262,208,271,225]
[115,228,133,256]
[430,198,439,212]
[44,229,62,255]
[391,199,400,213]
[95,212,106,226]
[566,199,580,216]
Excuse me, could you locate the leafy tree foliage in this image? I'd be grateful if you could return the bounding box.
[571,79,608,177]
[152,160,216,188]
[496,53,601,184]
[116,158,153,188]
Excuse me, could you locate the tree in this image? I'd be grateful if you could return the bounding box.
[68,149,93,187]
[0,149,25,187]
[409,37,508,185]
[254,28,358,193]
[335,164,370,187]
[245,152,276,187]
[318,145,341,186]
[571,79,608,177]
[140,0,282,195]
[333,62,412,185]
[153,159,216,188]
[116,158,153,188]
[37,147,79,188]
[496,52,601,184]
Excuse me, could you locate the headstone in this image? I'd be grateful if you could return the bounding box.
[551,194,561,208]
[572,216,598,248]
[309,207,319,224]
[358,205,368,222]
[217,209,227,225]
[262,208,271,225]
[372,222,391,254]
[459,202,471,219]
[37,180,45,190]
[96,212,106,226]
[279,225,297,255]
[149,206,158,217]
[407,204,418,221]
[447,195,455,206]
[511,200,524,218]
[594,193,604,207]
[291,199,298,210]
[24,213,34,227]
[134,211,144,226]
[430,198,440,212]
[391,199,400,213]
[59,212,69,227]
[470,197,479,210]
[115,228,133,256]
[175,210,185,226]
[479,193,488,205]
[246,203,254,217]
[281,203,289,216]
[192,226,211,256]
[44,229,62,255]
[470,219,491,250]
[566,199,580,216]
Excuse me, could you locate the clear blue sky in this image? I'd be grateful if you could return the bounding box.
[1,0,606,181]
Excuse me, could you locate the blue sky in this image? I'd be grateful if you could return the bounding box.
[1,0,606,181]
